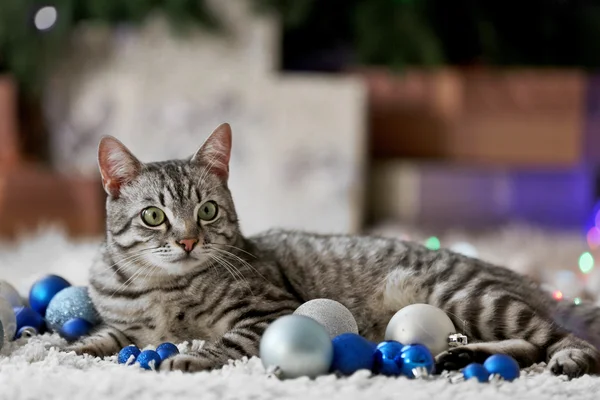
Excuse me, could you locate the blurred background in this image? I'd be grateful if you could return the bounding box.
[1,0,600,301]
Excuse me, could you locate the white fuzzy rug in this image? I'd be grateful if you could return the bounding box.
[1,226,600,400]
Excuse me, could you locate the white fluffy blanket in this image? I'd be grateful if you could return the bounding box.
[1,226,599,400]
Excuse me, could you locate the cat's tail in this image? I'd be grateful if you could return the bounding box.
[553,300,600,349]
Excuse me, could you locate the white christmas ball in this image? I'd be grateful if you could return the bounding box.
[384,303,456,356]
[0,297,16,341]
[260,315,333,379]
[293,298,358,339]
[0,280,23,308]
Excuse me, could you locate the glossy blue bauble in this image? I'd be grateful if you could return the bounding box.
[483,354,520,381]
[330,333,376,375]
[118,345,142,365]
[463,363,490,382]
[60,318,94,342]
[399,344,435,378]
[16,326,38,339]
[29,275,71,316]
[13,306,46,335]
[137,350,162,370]
[45,286,100,332]
[373,340,404,376]
[156,342,180,360]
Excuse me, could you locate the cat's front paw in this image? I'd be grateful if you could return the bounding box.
[435,346,490,373]
[159,355,216,373]
[64,343,108,358]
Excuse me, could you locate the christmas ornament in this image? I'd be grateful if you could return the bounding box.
[118,345,142,365]
[14,306,46,335]
[384,303,456,356]
[330,333,376,376]
[399,344,435,378]
[372,340,404,376]
[156,342,180,360]
[260,315,333,379]
[60,318,94,342]
[29,275,71,316]
[0,297,17,341]
[463,363,490,382]
[16,326,38,339]
[136,350,162,370]
[483,354,520,381]
[293,299,358,339]
[45,286,100,331]
[0,280,23,307]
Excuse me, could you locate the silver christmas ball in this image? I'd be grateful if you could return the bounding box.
[260,315,333,379]
[0,297,16,341]
[294,299,358,339]
[0,280,23,308]
[45,286,101,331]
[384,303,456,356]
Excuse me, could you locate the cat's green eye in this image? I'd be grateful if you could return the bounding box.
[141,207,166,227]
[198,201,218,222]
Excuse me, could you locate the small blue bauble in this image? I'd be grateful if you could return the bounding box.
[156,342,179,360]
[118,345,142,365]
[137,350,162,370]
[16,326,38,339]
[331,333,376,375]
[60,318,94,342]
[483,354,520,381]
[260,315,334,379]
[373,340,404,376]
[399,344,435,378]
[463,363,490,382]
[29,275,71,316]
[13,306,46,335]
[45,286,100,332]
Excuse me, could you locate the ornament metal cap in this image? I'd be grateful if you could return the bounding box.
[489,373,504,383]
[411,366,431,379]
[448,333,468,347]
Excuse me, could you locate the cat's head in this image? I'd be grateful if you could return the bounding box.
[97,123,242,276]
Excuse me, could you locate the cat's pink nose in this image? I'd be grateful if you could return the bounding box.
[177,238,199,252]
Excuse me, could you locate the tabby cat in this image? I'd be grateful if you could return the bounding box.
[68,123,600,378]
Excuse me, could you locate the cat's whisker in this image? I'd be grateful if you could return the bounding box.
[211,243,257,258]
[207,253,253,295]
[206,246,267,282]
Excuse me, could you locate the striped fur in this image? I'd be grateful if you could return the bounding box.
[67,123,600,378]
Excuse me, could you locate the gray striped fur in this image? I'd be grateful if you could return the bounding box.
[67,123,600,378]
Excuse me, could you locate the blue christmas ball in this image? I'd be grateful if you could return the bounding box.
[373,340,404,376]
[156,342,180,361]
[60,318,94,342]
[118,345,142,365]
[463,363,490,382]
[137,350,162,370]
[16,326,38,339]
[399,344,435,378]
[29,275,71,316]
[330,333,376,375]
[45,286,100,332]
[13,306,46,335]
[483,354,520,381]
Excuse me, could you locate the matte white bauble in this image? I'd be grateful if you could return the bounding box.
[294,298,358,339]
[384,303,456,356]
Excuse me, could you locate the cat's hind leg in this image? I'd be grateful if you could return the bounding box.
[546,334,599,378]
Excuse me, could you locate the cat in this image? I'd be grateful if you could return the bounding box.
[66,122,600,378]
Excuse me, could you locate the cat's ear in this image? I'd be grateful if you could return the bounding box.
[97,136,142,198]
[190,122,232,180]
